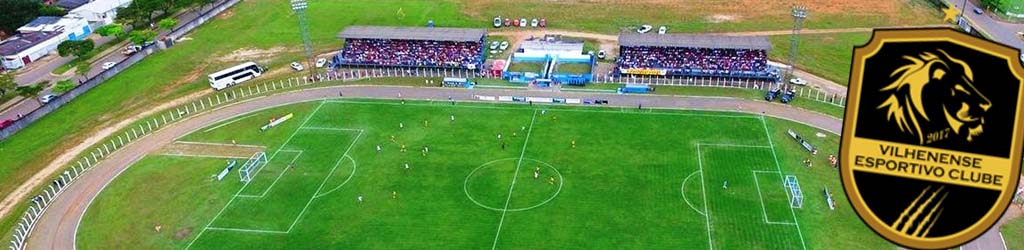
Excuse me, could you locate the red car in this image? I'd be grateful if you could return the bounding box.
[512,19,520,27]
[539,18,546,28]
[0,119,14,130]
[504,18,511,27]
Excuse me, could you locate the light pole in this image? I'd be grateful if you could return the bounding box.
[787,6,809,86]
[291,0,315,80]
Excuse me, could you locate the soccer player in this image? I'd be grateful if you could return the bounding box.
[401,144,407,152]
[392,191,397,199]
[548,176,556,185]
[390,135,396,143]
[399,122,404,129]
[404,163,410,170]
[424,119,429,127]
[571,139,576,149]
[512,132,517,137]
[501,142,506,150]
[541,110,546,115]
[497,133,502,140]
[450,114,455,122]
[376,145,382,153]
[357,195,364,203]
[723,181,728,189]
[534,168,540,179]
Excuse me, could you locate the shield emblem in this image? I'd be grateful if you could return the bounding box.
[840,28,1024,249]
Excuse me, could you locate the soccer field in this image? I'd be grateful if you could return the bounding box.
[555,63,592,75]
[508,62,546,74]
[77,99,888,249]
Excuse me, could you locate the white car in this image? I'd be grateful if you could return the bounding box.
[597,50,607,59]
[789,78,808,85]
[101,62,117,70]
[499,41,509,50]
[531,19,539,27]
[637,24,653,34]
[658,26,667,34]
[40,94,57,104]
[493,17,502,28]
[519,18,527,27]
[315,58,327,68]
[490,41,500,50]
[290,62,304,71]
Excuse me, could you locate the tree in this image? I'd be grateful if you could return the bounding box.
[0,72,16,97]
[16,83,44,104]
[128,30,158,45]
[95,24,126,38]
[75,63,91,77]
[157,18,178,31]
[37,3,66,16]
[57,39,95,58]
[52,80,76,94]
[0,0,42,35]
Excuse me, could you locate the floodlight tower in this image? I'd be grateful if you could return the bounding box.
[291,0,315,79]
[787,6,809,84]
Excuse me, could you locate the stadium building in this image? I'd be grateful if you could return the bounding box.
[502,34,595,85]
[332,26,487,70]
[616,32,779,81]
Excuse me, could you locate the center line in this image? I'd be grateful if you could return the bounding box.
[491,109,538,250]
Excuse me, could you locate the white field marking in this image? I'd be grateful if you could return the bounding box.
[300,127,363,132]
[1001,231,1008,250]
[154,153,250,159]
[463,158,564,212]
[751,170,782,174]
[174,141,266,148]
[312,154,358,199]
[279,149,303,153]
[238,150,304,199]
[696,144,715,250]
[760,116,809,250]
[680,171,706,216]
[491,110,538,250]
[752,171,796,225]
[326,100,760,119]
[201,113,257,133]
[286,129,363,233]
[185,100,327,250]
[698,143,771,149]
[205,227,287,234]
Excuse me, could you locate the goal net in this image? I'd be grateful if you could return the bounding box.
[239,152,268,183]
[784,175,803,208]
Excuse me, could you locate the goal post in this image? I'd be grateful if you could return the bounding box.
[239,152,268,182]
[784,175,803,209]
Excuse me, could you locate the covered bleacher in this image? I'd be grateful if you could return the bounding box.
[616,32,778,81]
[333,26,487,70]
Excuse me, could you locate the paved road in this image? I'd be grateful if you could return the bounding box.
[24,85,841,249]
[945,0,1024,49]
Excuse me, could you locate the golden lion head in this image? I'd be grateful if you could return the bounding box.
[877,50,992,144]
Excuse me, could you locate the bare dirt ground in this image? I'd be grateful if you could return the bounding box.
[213,46,298,63]
[155,141,265,158]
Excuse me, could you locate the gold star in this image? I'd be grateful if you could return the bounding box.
[942,6,961,23]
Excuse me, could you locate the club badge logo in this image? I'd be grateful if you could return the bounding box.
[840,28,1024,249]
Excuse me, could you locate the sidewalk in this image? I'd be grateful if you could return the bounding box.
[0,97,25,114]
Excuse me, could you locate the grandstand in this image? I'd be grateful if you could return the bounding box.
[616,32,779,81]
[333,26,487,70]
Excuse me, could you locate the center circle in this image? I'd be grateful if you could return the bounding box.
[464,158,563,212]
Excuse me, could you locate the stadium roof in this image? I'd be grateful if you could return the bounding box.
[619,32,772,50]
[338,26,486,42]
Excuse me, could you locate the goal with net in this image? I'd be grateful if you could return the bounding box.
[784,175,803,208]
[239,152,268,182]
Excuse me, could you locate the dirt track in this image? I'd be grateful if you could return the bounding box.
[25,85,843,249]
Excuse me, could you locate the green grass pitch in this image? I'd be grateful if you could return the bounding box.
[508,62,546,74]
[555,63,592,75]
[77,99,890,249]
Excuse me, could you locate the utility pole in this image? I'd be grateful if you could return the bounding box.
[787,6,809,85]
[291,0,315,80]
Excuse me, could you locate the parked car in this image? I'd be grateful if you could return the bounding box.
[499,41,509,50]
[0,119,14,130]
[490,41,500,50]
[637,24,653,33]
[512,19,520,27]
[290,62,304,71]
[597,50,607,59]
[765,88,781,101]
[658,26,667,34]
[974,7,983,15]
[789,77,807,85]
[40,94,57,104]
[101,61,117,70]
[315,58,327,68]
[519,18,527,27]
[504,18,511,27]
[122,45,143,55]
[493,16,502,28]
[531,18,539,27]
[780,90,796,103]
[539,18,546,27]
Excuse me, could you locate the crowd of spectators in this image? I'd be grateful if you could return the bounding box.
[339,39,484,69]
[617,46,770,77]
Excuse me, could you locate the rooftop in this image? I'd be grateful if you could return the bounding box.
[0,32,62,56]
[55,0,90,10]
[22,17,62,29]
[619,32,772,50]
[338,26,486,42]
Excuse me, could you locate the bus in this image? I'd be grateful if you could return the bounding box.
[208,62,264,90]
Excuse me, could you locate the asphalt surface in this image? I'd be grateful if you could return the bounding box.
[24,85,842,250]
[945,0,1024,50]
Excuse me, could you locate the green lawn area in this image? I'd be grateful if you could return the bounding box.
[1003,216,1024,250]
[769,32,872,86]
[77,99,886,249]
[508,62,546,73]
[555,63,592,75]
